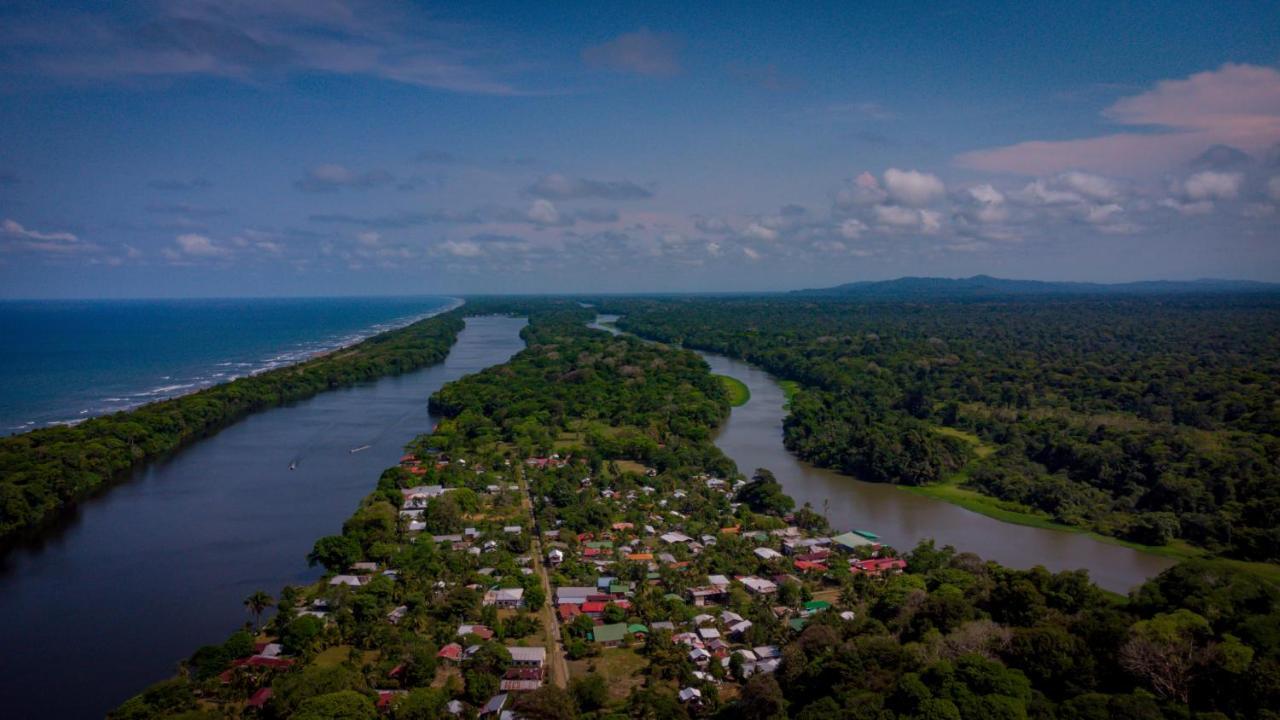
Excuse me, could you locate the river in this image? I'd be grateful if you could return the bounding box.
[589,314,1175,594]
[0,315,527,720]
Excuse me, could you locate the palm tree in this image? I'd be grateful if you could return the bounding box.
[244,590,274,631]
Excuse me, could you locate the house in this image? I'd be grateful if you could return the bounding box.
[328,574,366,587]
[728,620,753,637]
[660,531,693,544]
[698,627,721,641]
[754,645,782,660]
[831,531,875,552]
[707,574,731,589]
[650,621,676,632]
[246,688,273,709]
[437,643,464,664]
[387,605,409,624]
[679,687,703,704]
[794,560,829,573]
[739,576,778,595]
[554,586,596,606]
[689,648,712,664]
[500,668,544,692]
[547,548,564,565]
[628,623,649,638]
[458,624,495,640]
[480,693,509,717]
[508,646,546,669]
[753,547,782,560]
[401,485,449,508]
[687,586,727,607]
[503,525,522,535]
[483,588,525,609]
[558,604,582,622]
[591,623,629,647]
[851,557,908,575]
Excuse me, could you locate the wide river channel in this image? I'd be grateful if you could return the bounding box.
[0,316,528,720]
[589,314,1175,595]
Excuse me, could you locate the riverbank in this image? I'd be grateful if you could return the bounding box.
[0,315,528,719]
[0,302,466,546]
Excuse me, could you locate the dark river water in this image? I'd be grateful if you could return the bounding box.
[590,315,1175,594]
[0,316,527,720]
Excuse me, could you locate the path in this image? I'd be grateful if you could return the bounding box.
[516,462,570,689]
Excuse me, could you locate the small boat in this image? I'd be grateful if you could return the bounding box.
[289,461,297,470]
[350,444,371,454]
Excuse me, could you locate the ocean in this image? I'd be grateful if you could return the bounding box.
[0,295,458,434]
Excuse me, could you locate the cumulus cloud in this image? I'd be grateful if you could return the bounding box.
[839,218,868,239]
[694,216,733,235]
[295,164,395,193]
[742,246,762,261]
[883,168,945,206]
[836,172,889,208]
[527,174,654,201]
[582,28,682,76]
[1182,171,1243,200]
[957,64,1280,176]
[744,222,780,242]
[527,199,561,226]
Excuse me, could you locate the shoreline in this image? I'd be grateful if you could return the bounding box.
[11,297,464,433]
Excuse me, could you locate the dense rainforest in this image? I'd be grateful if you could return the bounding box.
[601,295,1280,562]
[0,311,465,545]
[112,304,1280,720]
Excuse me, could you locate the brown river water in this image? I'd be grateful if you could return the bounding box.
[590,314,1176,594]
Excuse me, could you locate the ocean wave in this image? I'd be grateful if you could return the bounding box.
[11,297,462,433]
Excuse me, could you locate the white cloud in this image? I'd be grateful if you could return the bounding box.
[836,172,888,208]
[441,240,483,257]
[357,231,382,247]
[865,205,944,234]
[744,222,779,241]
[742,246,761,261]
[175,233,230,257]
[838,218,868,239]
[883,168,945,206]
[527,199,561,225]
[1057,171,1122,201]
[957,64,1280,176]
[1182,171,1243,200]
[2,218,77,243]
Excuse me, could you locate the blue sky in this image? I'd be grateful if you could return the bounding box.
[1,1,1278,297]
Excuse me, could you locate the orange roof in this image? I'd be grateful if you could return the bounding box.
[626,553,654,561]
[720,526,741,534]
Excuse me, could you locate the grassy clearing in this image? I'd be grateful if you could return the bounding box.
[612,459,652,475]
[930,425,996,458]
[715,374,751,407]
[568,648,648,701]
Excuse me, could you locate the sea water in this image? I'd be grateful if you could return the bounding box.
[0,295,457,434]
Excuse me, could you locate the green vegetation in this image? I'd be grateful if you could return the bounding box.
[716,374,751,407]
[604,295,1280,564]
[113,299,1280,720]
[0,311,465,545]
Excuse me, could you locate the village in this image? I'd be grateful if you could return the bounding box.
[192,439,906,719]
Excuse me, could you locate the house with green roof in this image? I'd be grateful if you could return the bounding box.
[831,531,874,551]
[591,622,629,647]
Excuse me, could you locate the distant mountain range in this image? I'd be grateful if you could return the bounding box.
[791,275,1280,299]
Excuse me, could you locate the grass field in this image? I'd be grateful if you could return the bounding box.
[568,648,649,701]
[715,374,751,406]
